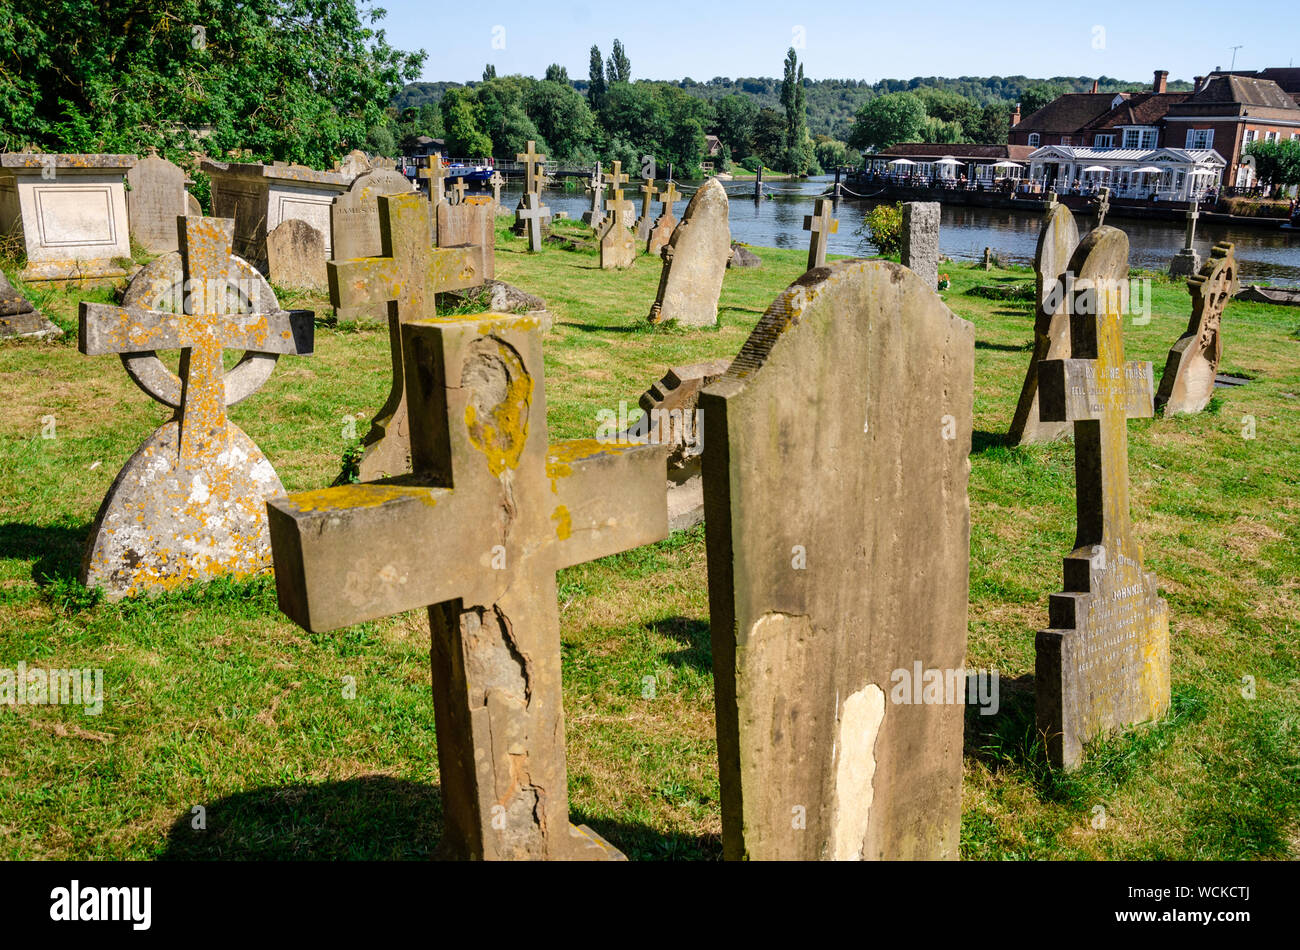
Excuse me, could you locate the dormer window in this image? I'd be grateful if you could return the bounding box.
[1028,133,1040,147]
[1095,134,1116,148]
[1122,127,1158,149]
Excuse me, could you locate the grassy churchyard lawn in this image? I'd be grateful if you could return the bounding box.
[1,213,1298,860]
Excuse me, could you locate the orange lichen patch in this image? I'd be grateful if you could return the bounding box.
[551,505,572,541]
[284,483,440,514]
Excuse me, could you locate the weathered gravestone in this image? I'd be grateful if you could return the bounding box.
[126,153,187,254]
[634,177,658,242]
[646,181,680,258]
[604,161,632,227]
[646,178,731,326]
[582,164,605,228]
[0,271,62,340]
[328,192,484,481]
[78,216,314,600]
[517,192,550,255]
[597,199,636,270]
[1036,226,1170,771]
[266,218,327,291]
[728,242,760,269]
[901,201,940,290]
[0,154,136,283]
[488,170,504,205]
[335,149,372,179]
[1008,203,1081,445]
[1157,242,1236,416]
[701,259,975,860]
[186,193,202,217]
[512,141,549,236]
[438,195,496,282]
[614,359,730,531]
[329,167,414,321]
[266,315,669,860]
[802,197,838,270]
[418,155,448,244]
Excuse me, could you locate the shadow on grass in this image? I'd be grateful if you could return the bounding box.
[571,810,721,861]
[0,520,88,587]
[974,339,1032,352]
[563,322,651,334]
[647,615,713,674]
[971,429,1010,454]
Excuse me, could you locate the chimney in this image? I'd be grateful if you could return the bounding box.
[1193,75,1205,92]
[1011,103,1021,126]
[1091,80,1099,93]
[1153,69,1168,94]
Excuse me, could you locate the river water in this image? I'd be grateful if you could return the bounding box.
[499,174,1300,285]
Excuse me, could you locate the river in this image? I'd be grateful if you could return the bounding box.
[498,174,1300,285]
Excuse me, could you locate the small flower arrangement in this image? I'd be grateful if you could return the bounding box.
[937,272,951,291]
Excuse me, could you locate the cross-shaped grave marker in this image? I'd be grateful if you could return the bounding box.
[658,180,680,213]
[646,181,681,257]
[606,161,631,226]
[582,163,606,228]
[634,177,659,241]
[419,155,448,206]
[78,216,313,600]
[450,177,468,205]
[1095,185,1111,227]
[516,140,546,195]
[329,192,482,481]
[517,191,549,253]
[267,314,670,860]
[488,170,504,204]
[1036,225,1170,770]
[803,197,839,270]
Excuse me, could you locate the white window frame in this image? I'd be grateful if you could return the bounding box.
[1185,128,1214,150]
[1094,133,1115,148]
[1027,133,1040,147]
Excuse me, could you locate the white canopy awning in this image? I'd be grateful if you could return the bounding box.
[887,158,917,166]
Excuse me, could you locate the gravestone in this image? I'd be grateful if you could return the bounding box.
[266,218,327,291]
[646,181,680,257]
[336,149,372,178]
[78,216,314,600]
[1168,201,1202,278]
[329,168,414,321]
[618,359,730,531]
[1008,203,1081,444]
[1095,186,1111,227]
[1157,242,1236,415]
[126,153,187,254]
[450,178,468,205]
[646,179,730,326]
[1036,226,1170,771]
[419,154,448,245]
[582,164,605,228]
[186,193,202,216]
[604,161,632,227]
[597,199,636,269]
[489,170,505,205]
[512,141,548,235]
[802,198,838,270]
[728,242,760,268]
[634,177,658,242]
[438,195,496,282]
[0,270,61,339]
[517,192,550,254]
[0,153,136,283]
[900,201,940,290]
[328,192,484,481]
[266,314,669,860]
[701,259,974,860]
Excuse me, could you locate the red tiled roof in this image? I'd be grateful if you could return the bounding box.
[1012,93,1126,134]
[1081,92,1190,130]
[875,143,1034,161]
[1186,75,1299,110]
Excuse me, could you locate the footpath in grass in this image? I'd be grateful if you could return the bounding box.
[1,215,1297,859]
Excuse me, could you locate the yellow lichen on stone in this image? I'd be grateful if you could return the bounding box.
[551,504,572,540]
[463,339,533,477]
[287,483,439,514]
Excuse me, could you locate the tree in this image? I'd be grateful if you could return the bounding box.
[439,87,492,157]
[1020,83,1067,116]
[587,45,606,108]
[848,92,927,151]
[780,48,814,174]
[752,108,787,168]
[0,0,424,166]
[527,80,596,161]
[863,203,903,256]
[975,103,1012,144]
[714,94,758,159]
[474,77,543,159]
[607,39,632,85]
[483,63,496,81]
[544,63,569,84]
[1246,139,1300,189]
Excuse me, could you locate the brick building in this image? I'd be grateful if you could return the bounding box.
[1163,74,1300,186]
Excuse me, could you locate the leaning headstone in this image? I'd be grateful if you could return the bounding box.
[77,216,314,601]
[327,192,484,481]
[0,270,62,340]
[266,218,327,291]
[1168,201,1203,278]
[727,242,760,268]
[901,201,940,290]
[646,178,730,325]
[437,195,496,281]
[597,199,636,270]
[267,314,669,860]
[616,359,730,531]
[802,197,838,270]
[1036,226,1170,771]
[126,153,187,254]
[646,181,681,257]
[0,153,136,283]
[1157,242,1236,415]
[1008,204,1081,444]
[702,259,974,860]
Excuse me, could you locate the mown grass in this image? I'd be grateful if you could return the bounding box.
[1,212,1297,860]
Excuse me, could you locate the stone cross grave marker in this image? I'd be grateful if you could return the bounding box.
[1169,200,1202,278]
[267,314,669,860]
[802,197,839,270]
[517,192,549,253]
[606,161,631,226]
[701,259,974,860]
[1095,186,1111,227]
[635,177,659,242]
[901,201,940,290]
[1009,203,1081,445]
[450,177,468,205]
[419,155,448,206]
[328,192,483,481]
[646,179,730,325]
[1036,226,1170,771]
[78,216,314,600]
[517,140,546,196]
[582,163,605,228]
[1157,241,1236,415]
[597,197,636,269]
[489,170,504,204]
[647,181,680,257]
[330,167,414,322]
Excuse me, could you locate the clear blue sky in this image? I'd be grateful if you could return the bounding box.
[371,0,1297,86]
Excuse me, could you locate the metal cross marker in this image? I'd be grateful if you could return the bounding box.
[77,216,313,598]
[328,192,482,480]
[802,197,839,270]
[517,191,549,252]
[516,140,547,194]
[267,315,669,860]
